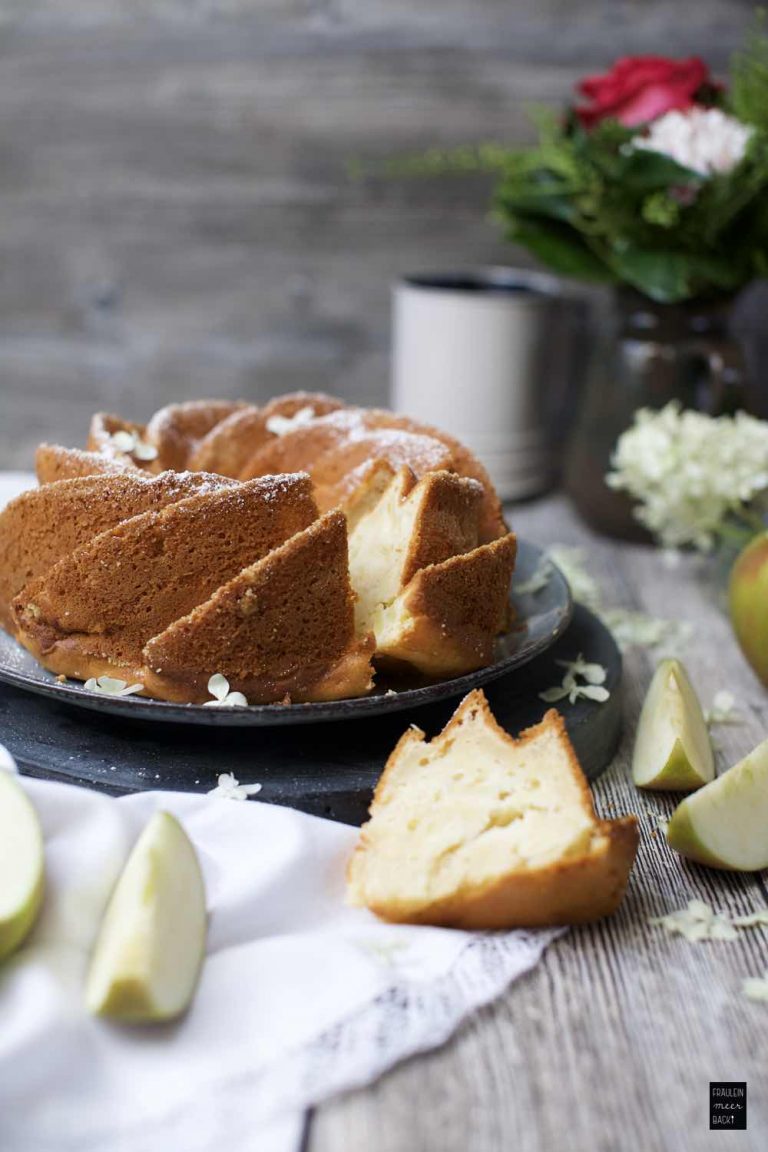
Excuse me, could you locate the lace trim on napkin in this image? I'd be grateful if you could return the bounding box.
[239,928,563,1121]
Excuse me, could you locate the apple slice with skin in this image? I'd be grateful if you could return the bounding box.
[666,738,768,871]
[632,659,714,790]
[86,811,207,1022]
[0,770,45,962]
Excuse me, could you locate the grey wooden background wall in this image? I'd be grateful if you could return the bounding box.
[0,1,762,467]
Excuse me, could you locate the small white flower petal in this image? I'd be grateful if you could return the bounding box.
[84,675,144,697]
[208,772,262,800]
[131,440,159,461]
[207,673,230,701]
[118,683,145,697]
[732,910,768,928]
[219,691,249,708]
[110,430,136,453]
[539,685,571,703]
[265,406,316,437]
[743,973,768,1003]
[577,684,610,703]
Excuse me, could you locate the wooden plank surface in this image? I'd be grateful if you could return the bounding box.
[310,495,768,1152]
[1,0,765,468]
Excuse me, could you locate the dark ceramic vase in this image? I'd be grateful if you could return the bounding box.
[564,289,761,541]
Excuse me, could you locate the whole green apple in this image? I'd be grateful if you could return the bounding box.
[728,531,768,688]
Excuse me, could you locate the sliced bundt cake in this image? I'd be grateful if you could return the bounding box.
[372,533,517,677]
[12,475,318,688]
[347,691,638,928]
[144,510,374,704]
[0,470,236,631]
[348,466,484,634]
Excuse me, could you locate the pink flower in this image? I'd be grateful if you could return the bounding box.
[575,56,711,129]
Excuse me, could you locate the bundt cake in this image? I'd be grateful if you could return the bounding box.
[2,392,519,704]
[347,690,639,928]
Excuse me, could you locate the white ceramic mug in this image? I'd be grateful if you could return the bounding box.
[391,268,578,501]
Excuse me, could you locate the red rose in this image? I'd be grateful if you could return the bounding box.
[575,56,710,129]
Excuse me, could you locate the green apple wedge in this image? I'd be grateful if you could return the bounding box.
[632,659,714,790]
[86,811,207,1022]
[666,737,768,870]
[729,531,768,687]
[0,771,45,962]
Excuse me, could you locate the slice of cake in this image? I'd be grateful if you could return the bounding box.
[348,690,638,927]
[0,471,236,631]
[348,466,483,634]
[372,533,516,677]
[12,475,318,687]
[144,510,374,704]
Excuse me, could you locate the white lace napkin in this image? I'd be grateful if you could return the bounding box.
[0,750,563,1152]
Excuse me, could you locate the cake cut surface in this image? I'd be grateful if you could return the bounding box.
[372,533,516,677]
[348,690,638,927]
[348,466,483,634]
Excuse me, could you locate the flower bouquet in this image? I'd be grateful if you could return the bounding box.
[490,33,768,303]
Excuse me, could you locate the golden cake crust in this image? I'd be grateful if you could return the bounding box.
[0,470,236,632]
[143,510,374,704]
[36,444,134,485]
[374,533,517,677]
[188,393,344,477]
[12,475,318,685]
[146,400,248,471]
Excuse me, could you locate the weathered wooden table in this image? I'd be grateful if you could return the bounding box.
[310,495,768,1152]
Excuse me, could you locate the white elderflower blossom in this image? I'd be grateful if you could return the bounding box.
[607,403,768,551]
[539,654,610,705]
[84,676,144,697]
[203,673,249,708]
[207,772,262,801]
[265,406,316,437]
[632,107,753,177]
[109,429,158,461]
[704,690,743,727]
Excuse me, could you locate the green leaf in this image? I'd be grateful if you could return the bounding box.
[606,246,745,302]
[504,216,613,281]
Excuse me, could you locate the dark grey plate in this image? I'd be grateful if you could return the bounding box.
[0,539,570,726]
